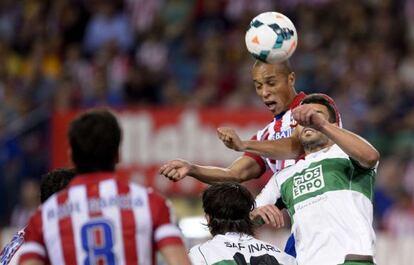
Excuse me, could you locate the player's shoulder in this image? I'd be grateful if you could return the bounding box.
[319,144,348,160]
[188,239,213,260]
[190,235,216,250]
[39,187,69,210]
[255,119,276,138]
[189,242,209,265]
[128,182,170,205]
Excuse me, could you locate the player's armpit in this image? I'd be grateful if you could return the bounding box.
[159,244,191,265]
[19,259,45,265]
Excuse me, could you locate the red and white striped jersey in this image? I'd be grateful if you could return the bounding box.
[244,92,306,175]
[18,172,184,265]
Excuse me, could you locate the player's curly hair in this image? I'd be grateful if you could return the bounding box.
[202,183,255,236]
[68,109,121,173]
[40,168,76,203]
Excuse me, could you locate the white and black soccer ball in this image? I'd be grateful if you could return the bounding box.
[245,12,297,64]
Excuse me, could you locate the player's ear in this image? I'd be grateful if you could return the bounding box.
[288,72,295,87]
[114,148,120,164]
[205,214,210,223]
[67,148,74,166]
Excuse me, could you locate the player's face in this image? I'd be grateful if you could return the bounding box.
[252,63,295,116]
[298,103,331,149]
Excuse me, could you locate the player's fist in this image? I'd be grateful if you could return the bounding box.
[217,127,246,152]
[159,159,192,182]
[292,104,328,130]
[250,205,285,228]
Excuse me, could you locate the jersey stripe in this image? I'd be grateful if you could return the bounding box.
[87,182,103,218]
[117,181,138,265]
[273,118,282,132]
[42,196,64,264]
[99,179,126,265]
[130,184,152,265]
[69,185,89,265]
[57,191,77,265]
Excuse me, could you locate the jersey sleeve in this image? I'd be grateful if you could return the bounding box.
[243,134,267,174]
[189,245,207,265]
[255,173,281,207]
[149,192,184,250]
[18,209,48,264]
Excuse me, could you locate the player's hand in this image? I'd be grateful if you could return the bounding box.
[159,159,191,182]
[217,127,246,152]
[292,104,328,130]
[250,205,285,228]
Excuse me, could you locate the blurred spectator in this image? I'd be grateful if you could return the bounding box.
[161,0,194,40]
[9,179,40,229]
[83,0,132,54]
[125,0,162,35]
[383,189,414,236]
[124,65,160,105]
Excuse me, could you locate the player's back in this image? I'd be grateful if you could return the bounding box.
[19,172,183,265]
[189,232,296,265]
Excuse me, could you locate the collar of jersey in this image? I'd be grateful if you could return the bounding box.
[273,92,306,120]
[222,232,253,240]
[69,172,116,186]
[304,144,335,160]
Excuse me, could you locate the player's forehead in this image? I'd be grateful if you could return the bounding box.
[252,63,287,81]
[307,103,330,116]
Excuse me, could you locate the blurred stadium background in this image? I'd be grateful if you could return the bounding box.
[0,0,413,264]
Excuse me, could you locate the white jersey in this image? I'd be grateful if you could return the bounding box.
[256,145,377,265]
[189,232,297,265]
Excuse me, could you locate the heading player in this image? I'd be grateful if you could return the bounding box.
[189,183,296,265]
[18,109,190,265]
[251,94,379,265]
[160,60,304,189]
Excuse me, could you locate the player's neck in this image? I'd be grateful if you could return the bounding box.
[304,142,334,155]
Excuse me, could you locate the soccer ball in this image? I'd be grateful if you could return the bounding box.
[245,12,297,64]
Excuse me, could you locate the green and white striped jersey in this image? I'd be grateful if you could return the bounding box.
[255,144,377,265]
[189,232,297,265]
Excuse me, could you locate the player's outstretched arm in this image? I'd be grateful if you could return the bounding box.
[292,105,380,168]
[159,244,191,265]
[159,156,263,184]
[217,127,303,160]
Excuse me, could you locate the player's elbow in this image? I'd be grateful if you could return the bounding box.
[228,173,248,183]
[227,170,252,183]
[363,149,380,168]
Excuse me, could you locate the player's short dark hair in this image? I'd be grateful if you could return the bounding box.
[202,183,255,236]
[253,60,293,76]
[40,168,76,203]
[68,109,121,173]
[301,93,338,123]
